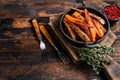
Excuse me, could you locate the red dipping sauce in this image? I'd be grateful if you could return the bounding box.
[104,4,120,19]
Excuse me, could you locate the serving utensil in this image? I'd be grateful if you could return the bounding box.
[39,25,70,64]
[32,19,47,61]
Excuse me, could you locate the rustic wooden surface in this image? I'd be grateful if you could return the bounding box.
[0,0,120,80]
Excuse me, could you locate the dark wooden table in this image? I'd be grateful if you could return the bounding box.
[0,0,120,80]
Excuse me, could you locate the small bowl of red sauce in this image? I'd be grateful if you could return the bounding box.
[103,4,120,23]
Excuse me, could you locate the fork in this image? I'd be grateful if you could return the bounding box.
[39,25,70,64]
[32,19,47,61]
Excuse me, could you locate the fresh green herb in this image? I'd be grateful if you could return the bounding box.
[74,45,114,75]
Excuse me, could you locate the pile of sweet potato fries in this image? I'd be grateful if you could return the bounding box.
[63,8,106,42]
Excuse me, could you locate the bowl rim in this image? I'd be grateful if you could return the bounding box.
[103,4,120,21]
[60,6,110,47]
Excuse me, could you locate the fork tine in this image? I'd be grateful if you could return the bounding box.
[45,52,48,61]
[58,51,70,64]
[63,55,70,64]
[60,54,68,63]
[53,45,70,64]
[41,54,44,61]
[41,50,48,62]
[61,55,70,64]
[59,54,67,64]
[42,54,45,62]
[63,53,71,63]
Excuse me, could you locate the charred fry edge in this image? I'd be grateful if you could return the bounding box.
[72,8,105,25]
[84,8,96,42]
[92,19,104,38]
[72,11,85,22]
[70,23,91,42]
[63,18,76,40]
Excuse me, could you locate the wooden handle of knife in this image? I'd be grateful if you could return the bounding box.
[32,19,41,39]
[39,25,54,45]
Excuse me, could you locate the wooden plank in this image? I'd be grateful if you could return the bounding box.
[100,30,117,47]
[102,56,120,80]
[0,18,54,53]
[98,28,120,80]
[0,0,73,18]
[0,0,120,18]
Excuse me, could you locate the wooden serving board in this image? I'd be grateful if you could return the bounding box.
[49,15,120,80]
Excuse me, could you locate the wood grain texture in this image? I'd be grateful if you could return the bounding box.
[0,0,120,80]
[0,0,119,18]
[0,18,104,80]
[49,15,120,80]
[102,56,120,80]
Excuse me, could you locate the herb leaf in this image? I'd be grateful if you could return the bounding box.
[74,45,114,75]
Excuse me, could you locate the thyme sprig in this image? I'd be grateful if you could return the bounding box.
[74,45,114,75]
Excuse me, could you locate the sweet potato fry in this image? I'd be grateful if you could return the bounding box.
[70,23,91,42]
[84,8,96,42]
[64,14,82,23]
[90,13,105,25]
[72,8,105,25]
[92,20,104,38]
[99,23,106,33]
[65,14,89,28]
[65,14,88,28]
[72,11,85,22]
[72,8,84,14]
[64,14,92,40]
[63,8,106,43]
[82,26,92,40]
[63,18,76,40]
